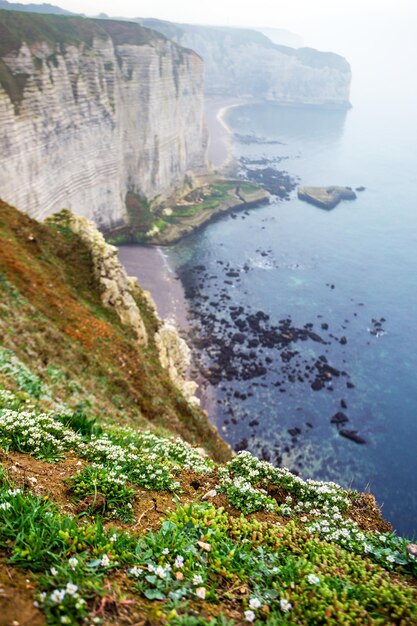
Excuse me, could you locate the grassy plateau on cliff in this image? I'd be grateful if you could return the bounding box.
[0,200,416,626]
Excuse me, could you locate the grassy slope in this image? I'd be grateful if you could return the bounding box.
[0,201,416,625]
[0,199,230,462]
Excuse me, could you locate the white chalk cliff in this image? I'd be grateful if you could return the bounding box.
[141,20,351,107]
[0,14,208,228]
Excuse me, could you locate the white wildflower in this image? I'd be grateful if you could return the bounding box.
[244,610,256,622]
[155,565,167,579]
[195,587,206,600]
[50,589,66,603]
[249,597,262,610]
[307,574,320,585]
[193,574,204,585]
[280,598,292,613]
[65,583,78,596]
[100,554,110,567]
[174,555,184,568]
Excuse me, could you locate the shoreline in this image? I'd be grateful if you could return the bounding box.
[117,98,262,414]
[117,245,190,332]
[204,97,244,171]
[117,243,219,415]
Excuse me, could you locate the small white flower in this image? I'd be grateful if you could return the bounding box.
[65,583,78,596]
[280,598,292,613]
[307,574,320,585]
[193,574,203,585]
[155,565,167,579]
[68,557,78,570]
[195,587,206,600]
[110,533,117,543]
[162,548,169,555]
[300,516,307,522]
[50,589,66,603]
[100,554,110,568]
[244,610,256,622]
[174,555,184,568]
[386,554,395,563]
[50,567,58,576]
[129,566,142,578]
[249,597,261,610]
[379,535,387,543]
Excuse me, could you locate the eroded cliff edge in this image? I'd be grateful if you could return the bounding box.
[140,19,352,107]
[0,11,208,228]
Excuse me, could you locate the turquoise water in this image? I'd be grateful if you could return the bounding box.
[166,85,417,536]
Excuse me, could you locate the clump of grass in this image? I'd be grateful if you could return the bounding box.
[67,464,135,522]
[0,468,136,624]
[55,404,102,439]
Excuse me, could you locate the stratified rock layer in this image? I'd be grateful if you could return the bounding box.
[0,14,207,228]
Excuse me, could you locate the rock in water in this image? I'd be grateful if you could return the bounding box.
[297,186,357,209]
[331,412,349,424]
[339,429,367,444]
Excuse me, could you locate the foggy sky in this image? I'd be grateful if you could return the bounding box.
[14,0,417,55]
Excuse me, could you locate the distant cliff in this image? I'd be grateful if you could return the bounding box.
[140,19,351,107]
[0,11,208,228]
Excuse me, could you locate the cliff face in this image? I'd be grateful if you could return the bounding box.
[0,13,208,228]
[141,20,351,107]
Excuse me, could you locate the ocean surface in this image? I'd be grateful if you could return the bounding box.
[162,80,417,536]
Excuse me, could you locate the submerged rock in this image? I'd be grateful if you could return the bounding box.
[331,411,349,424]
[340,429,367,444]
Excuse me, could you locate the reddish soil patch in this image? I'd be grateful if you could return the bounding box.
[0,450,86,514]
[0,562,44,626]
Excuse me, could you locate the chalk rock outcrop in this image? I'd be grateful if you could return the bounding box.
[47,208,200,404]
[47,209,148,346]
[155,322,200,406]
[140,19,351,107]
[297,186,357,209]
[0,13,208,228]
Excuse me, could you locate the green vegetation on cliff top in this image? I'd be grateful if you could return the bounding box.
[0,200,416,625]
[0,9,165,57]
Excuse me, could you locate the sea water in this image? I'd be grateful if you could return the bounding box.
[165,64,417,536]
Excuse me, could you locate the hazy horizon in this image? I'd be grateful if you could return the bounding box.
[9,0,417,61]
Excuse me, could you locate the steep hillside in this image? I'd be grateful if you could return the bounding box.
[0,199,229,461]
[139,19,351,107]
[1,202,417,625]
[0,0,73,14]
[0,11,208,228]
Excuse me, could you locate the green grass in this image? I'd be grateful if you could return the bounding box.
[128,502,417,623]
